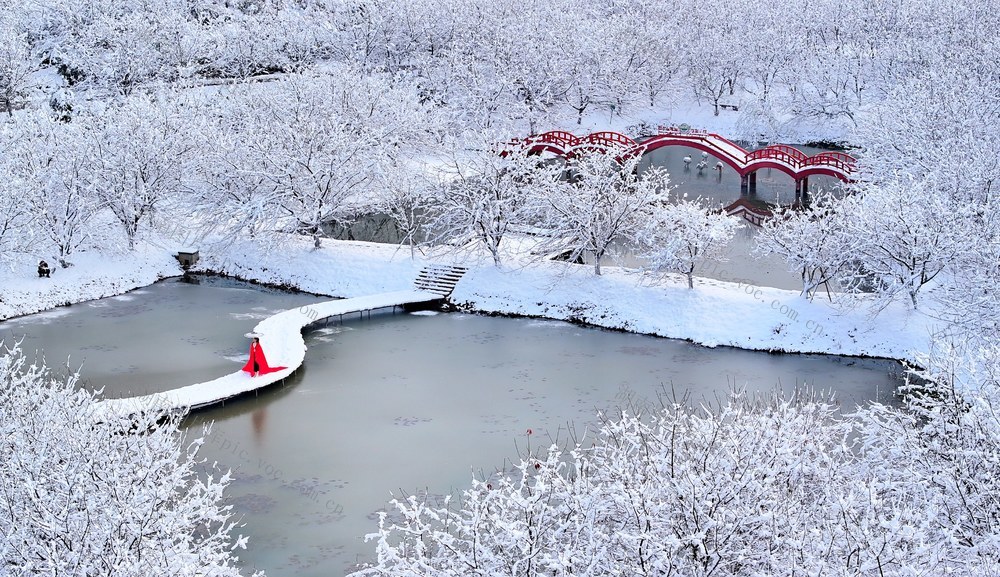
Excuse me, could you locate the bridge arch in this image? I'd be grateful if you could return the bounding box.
[639,137,745,174]
[519,130,857,183]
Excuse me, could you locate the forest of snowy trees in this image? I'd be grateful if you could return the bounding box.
[1,0,999,575]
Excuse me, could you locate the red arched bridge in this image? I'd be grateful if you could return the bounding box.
[516,127,856,196]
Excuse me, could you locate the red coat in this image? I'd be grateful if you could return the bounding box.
[241,341,287,376]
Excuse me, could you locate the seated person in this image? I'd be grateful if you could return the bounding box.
[38,260,51,278]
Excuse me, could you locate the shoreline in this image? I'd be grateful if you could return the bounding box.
[1,240,929,369]
[453,305,912,366]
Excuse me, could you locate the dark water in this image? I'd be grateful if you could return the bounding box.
[1,279,903,576]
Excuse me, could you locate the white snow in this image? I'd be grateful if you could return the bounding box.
[0,249,182,321]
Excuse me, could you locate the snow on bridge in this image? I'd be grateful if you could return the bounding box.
[93,266,467,420]
[520,127,857,182]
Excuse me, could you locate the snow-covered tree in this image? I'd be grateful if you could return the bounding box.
[849,43,1000,325]
[0,122,37,261]
[0,342,256,577]
[10,114,100,267]
[843,176,958,309]
[375,172,435,260]
[531,151,670,275]
[427,143,559,266]
[639,199,741,289]
[87,8,171,94]
[241,71,427,248]
[0,16,38,115]
[179,89,287,246]
[754,196,860,299]
[683,5,742,117]
[0,180,33,263]
[85,95,195,250]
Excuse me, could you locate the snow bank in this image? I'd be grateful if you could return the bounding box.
[450,262,934,362]
[0,249,182,322]
[193,236,425,297]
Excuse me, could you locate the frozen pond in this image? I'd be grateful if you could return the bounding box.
[1,277,903,576]
[0,276,321,397]
[637,142,845,208]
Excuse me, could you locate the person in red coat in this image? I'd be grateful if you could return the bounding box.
[242,336,287,377]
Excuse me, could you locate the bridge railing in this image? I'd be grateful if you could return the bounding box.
[532,130,579,149]
[746,145,808,168]
[808,151,857,173]
[518,129,857,180]
[585,131,638,149]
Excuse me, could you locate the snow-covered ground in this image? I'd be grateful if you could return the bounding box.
[0,249,181,322]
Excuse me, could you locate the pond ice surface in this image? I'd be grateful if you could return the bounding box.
[2,277,902,576]
[189,311,901,577]
[0,277,321,397]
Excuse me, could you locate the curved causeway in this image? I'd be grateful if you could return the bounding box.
[93,289,443,420]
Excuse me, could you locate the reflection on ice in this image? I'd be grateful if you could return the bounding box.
[309,326,351,335]
[524,319,573,329]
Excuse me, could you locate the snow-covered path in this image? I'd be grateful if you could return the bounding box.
[91,290,441,419]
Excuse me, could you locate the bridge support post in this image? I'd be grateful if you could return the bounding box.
[749,172,757,195]
[740,174,749,195]
[795,177,810,199]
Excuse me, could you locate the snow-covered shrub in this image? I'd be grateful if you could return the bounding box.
[0,342,256,577]
[356,381,1000,577]
[851,343,1000,575]
[357,392,847,576]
